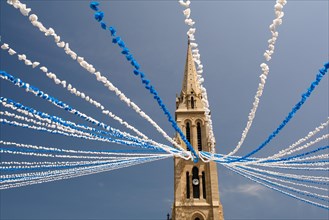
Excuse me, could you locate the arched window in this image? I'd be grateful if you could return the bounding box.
[186,122,191,151]
[197,122,202,151]
[191,96,195,109]
[186,172,190,199]
[202,171,206,199]
[192,167,200,198]
[195,218,200,220]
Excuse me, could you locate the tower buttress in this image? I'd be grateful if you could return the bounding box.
[172,41,224,220]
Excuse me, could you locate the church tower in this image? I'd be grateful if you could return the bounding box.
[171,41,224,220]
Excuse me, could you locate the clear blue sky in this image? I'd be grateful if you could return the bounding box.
[0,0,328,219]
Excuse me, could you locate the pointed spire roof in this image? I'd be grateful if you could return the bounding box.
[180,40,201,96]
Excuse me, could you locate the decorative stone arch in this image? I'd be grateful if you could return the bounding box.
[194,118,205,126]
[191,211,206,220]
[195,119,204,151]
[183,119,193,150]
[183,118,193,125]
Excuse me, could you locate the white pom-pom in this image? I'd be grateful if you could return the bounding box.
[185,18,195,26]
[187,28,196,35]
[54,79,61,84]
[190,42,198,48]
[275,3,283,11]
[183,8,191,18]
[18,54,26,60]
[32,62,40,68]
[263,53,271,61]
[40,66,48,73]
[54,35,60,43]
[57,42,65,48]
[77,57,84,63]
[8,49,16,55]
[31,20,39,27]
[101,77,107,83]
[29,14,38,22]
[179,0,191,7]
[1,44,9,50]
[24,60,32,65]
[20,7,31,16]
[260,63,268,69]
[95,72,101,79]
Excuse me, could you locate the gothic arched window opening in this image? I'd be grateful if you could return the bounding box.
[191,96,195,109]
[202,171,206,199]
[197,122,202,151]
[186,122,191,151]
[186,172,190,199]
[192,167,200,198]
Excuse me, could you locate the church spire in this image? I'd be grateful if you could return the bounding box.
[176,41,203,111]
[181,40,201,96]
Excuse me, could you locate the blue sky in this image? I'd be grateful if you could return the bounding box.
[0,0,328,219]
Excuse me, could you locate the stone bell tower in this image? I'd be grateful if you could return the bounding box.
[171,41,224,220]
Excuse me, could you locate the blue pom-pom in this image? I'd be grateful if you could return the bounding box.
[100,21,107,30]
[121,48,130,55]
[90,2,100,11]
[109,26,116,36]
[94,11,104,22]
[324,62,329,69]
[133,70,140,75]
[142,79,150,85]
[118,40,126,48]
[126,54,133,61]
[112,36,121,44]
[145,85,150,90]
[131,59,140,70]
[139,72,145,78]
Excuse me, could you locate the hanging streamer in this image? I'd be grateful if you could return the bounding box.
[0,71,185,155]
[0,97,177,154]
[0,42,155,142]
[226,0,287,157]
[229,165,329,208]
[0,155,167,181]
[243,119,329,165]
[237,165,329,183]
[223,164,329,210]
[228,62,329,162]
[5,0,189,157]
[0,117,155,150]
[178,0,216,154]
[88,2,198,162]
[0,140,164,157]
[236,166,329,200]
[1,155,169,190]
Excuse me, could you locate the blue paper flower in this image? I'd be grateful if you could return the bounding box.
[109,26,116,36]
[117,40,126,48]
[90,2,100,11]
[126,54,133,61]
[121,48,130,55]
[94,11,104,22]
[112,36,121,44]
[100,21,107,30]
